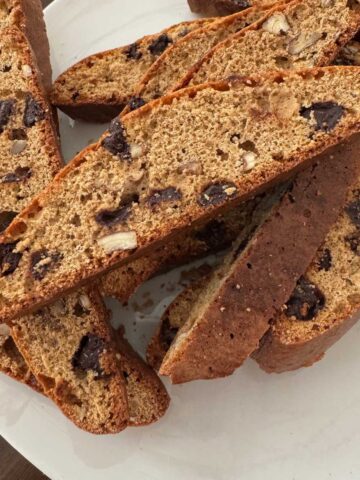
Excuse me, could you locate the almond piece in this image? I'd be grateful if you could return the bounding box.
[243,152,257,172]
[262,13,290,35]
[79,294,91,310]
[0,323,11,337]
[288,32,323,55]
[11,140,27,155]
[98,231,138,253]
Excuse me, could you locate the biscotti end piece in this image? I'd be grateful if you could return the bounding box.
[159,137,360,383]
[51,18,213,122]
[114,329,170,426]
[182,0,360,89]
[12,287,129,434]
[1,67,360,322]
[253,148,360,373]
[0,328,41,392]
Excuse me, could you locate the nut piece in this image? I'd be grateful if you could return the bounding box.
[10,139,27,155]
[22,64,32,77]
[79,294,91,310]
[262,13,290,35]
[288,32,323,55]
[242,152,257,172]
[98,231,138,253]
[52,299,67,316]
[321,0,334,5]
[130,144,143,159]
[0,323,10,337]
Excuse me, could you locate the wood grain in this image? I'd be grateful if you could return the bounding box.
[0,3,52,477]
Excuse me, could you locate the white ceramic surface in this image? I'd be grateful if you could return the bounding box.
[1,1,360,479]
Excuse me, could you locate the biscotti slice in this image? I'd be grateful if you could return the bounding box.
[1,67,360,322]
[188,0,263,16]
[158,137,360,383]
[0,27,61,237]
[113,328,170,426]
[177,0,360,90]
[253,152,360,373]
[0,0,52,90]
[0,325,41,392]
[51,18,214,122]
[0,27,131,432]
[11,288,129,433]
[122,4,275,110]
[100,202,259,301]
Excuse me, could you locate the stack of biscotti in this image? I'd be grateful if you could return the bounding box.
[148,136,360,381]
[50,0,360,309]
[51,2,283,121]
[1,67,360,323]
[0,1,169,433]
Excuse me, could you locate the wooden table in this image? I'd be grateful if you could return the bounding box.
[0,2,53,479]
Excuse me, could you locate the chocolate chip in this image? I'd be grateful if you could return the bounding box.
[148,34,172,56]
[72,334,106,377]
[8,128,27,140]
[0,211,17,233]
[2,166,31,183]
[300,102,345,132]
[0,99,15,133]
[285,276,325,321]
[195,220,229,250]
[345,231,360,256]
[2,65,11,72]
[102,119,131,160]
[71,91,80,101]
[198,182,237,207]
[95,202,132,227]
[0,242,22,276]
[147,187,182,208]
[73,302,89,317]
[128,97,146,111]
[160,318,179,349]
[317,248,332,271]
[345,194,360,228]
[125,43,142,60]
[30,249,63,281]
[23,95,45,127]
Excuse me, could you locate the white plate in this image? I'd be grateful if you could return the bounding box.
[1,1,360,479]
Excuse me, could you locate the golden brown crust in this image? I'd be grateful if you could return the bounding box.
[1,67,360,322]
[159,137,360,383]
[114,329,170,426]
[252,312,359,373]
